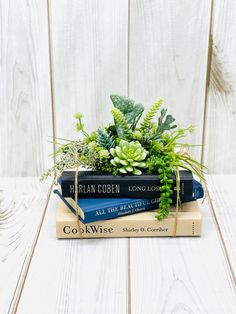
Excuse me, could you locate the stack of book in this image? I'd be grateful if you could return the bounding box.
[55,170,204,238]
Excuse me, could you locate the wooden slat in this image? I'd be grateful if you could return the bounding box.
[16,192,129,314]
[130,198,236,313]
[50,0,128,139]
[0,0,53,176]
[203,0,236,173]
[207,175,236,279]
[0,178,51,314]
[129,0,211,160]
[22,4,131,311]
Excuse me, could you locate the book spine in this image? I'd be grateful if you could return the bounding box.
[60,173,192,199]
[56,216,201,238]
[82,198,160,223]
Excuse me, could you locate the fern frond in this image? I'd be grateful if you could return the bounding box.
[97,128,115,149]
[111,107,132,140]
[140,98,163,131]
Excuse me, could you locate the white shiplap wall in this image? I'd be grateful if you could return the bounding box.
[129,0,211,161]
[0,0,236,175]
[203,0,236,173]
[50,0,128,140]
[0,0,53,176]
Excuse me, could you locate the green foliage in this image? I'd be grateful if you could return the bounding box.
[140,98,163,131]
[110,95,144,129]
[132,130,143,141]
[146,127,206,218]
[111,107,132,140]
[42,94,206,221]
[157,109,177,135]
[74,112,88,137]
[146,149,176,220]
[96,128,115,150]
[83,131,97,144]
[110,140,148,175]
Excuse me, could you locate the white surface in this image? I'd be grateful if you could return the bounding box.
[207,175,236,276]
[0,178,50,314]
[130,198,236,313]
[17,192,129,314]
[0,176,235,313]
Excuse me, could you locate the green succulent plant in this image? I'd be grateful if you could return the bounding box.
[110,140,148,175]
[96,127,115,149]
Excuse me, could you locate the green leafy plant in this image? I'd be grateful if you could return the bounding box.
[140,98,163,131]
[111,107,132,140]
[41,94,206,220]
[110,95,144,129]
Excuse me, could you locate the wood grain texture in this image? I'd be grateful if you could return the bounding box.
[130,197,236,313]
[203,0,236,173]
[129,0,211,161]
[0,0,53,176]
[23,6,130,311]
[17,192,129,314]
[0,178,51,314]
[207,175,236,279]
[50,0,128,140]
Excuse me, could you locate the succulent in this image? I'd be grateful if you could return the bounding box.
[110,140,148,175]
[96,127,115,149]
[83,131,97,144]
[132,130,143,141]
[98,149,110,159]
[88,141,98,152]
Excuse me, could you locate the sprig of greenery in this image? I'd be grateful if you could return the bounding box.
[157,109,177,135]
[74,113,89,137]
[146,123,206,218]
[111,107,132,140]
[147,151,176,220]
[140,98,163,131]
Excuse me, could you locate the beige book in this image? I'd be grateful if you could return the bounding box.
[56,201,202,238]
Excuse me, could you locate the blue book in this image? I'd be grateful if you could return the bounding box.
[54,179,204,224]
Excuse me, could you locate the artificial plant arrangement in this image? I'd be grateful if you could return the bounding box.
[42,95,206,220]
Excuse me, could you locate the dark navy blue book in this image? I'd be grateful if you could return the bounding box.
[54,179,204,224]
[58,170,193,199]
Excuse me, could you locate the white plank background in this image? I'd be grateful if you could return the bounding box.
[0,0,53,176]
[203,0,236,173]
[50,0,128,140]
[0,0,235,174]
[129,0,211,161]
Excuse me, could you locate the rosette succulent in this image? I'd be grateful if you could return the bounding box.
[110,140,148,175]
